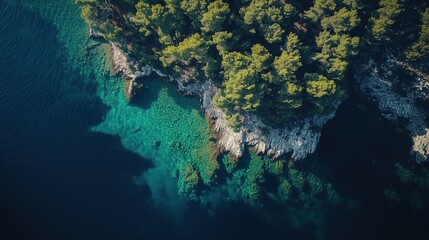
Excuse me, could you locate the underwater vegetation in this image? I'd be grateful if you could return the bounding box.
[384,162,429,210]
[185,150,347,229]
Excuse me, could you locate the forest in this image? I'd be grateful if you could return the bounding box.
[75,0,428,127]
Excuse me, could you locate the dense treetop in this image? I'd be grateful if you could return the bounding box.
[76,0,429,127]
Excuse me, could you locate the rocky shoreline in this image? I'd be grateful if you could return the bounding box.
[106,38,428,163]
[356,56,429,163]
[109,43,147,99]
[106,41,339,161]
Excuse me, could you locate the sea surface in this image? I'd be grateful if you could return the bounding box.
[0,0,428,240]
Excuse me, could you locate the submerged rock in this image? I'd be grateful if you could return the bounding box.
[125,78,143,100]
[88,28,103,38]
[356,57,429,163]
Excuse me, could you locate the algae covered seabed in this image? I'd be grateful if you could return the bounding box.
[0,0,428,239]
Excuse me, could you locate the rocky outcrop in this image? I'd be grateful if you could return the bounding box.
[392,58,429,101]
[167,78,338,160]
[243,108,338,159]
[356,57,429,163]
[89,28,104,38]
[107,41,339,161]
[110,44,154,100]
[110,43,134,79]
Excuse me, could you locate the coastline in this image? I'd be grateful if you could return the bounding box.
[106,40,340,161]
[107,38,429,163]
[356,56,429,162]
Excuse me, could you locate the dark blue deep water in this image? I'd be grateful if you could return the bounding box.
[0,1,156,239]
[0,1,428,240]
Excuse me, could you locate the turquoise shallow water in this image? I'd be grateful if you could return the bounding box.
[1,0,429,239]
[8,0,215,204]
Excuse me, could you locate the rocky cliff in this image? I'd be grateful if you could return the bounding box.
[356,56,429,162]
[108,42,338,161]
[167,77,338,160]
[109,39,429,163]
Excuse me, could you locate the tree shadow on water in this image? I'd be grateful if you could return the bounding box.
[127,77,161,110]
[127,76,202,112]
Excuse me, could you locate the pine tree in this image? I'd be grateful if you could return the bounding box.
[406,8,429,61]
[273,33,302,82]
[305,73,336,98]
[241,0,295,43]
[200,0,230,33]
[369,0,402,41]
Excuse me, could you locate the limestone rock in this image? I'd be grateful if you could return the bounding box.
[356,57,429,163]
[89,28,103,38]
[141,65,152,76]
[107,41,340,161]
[169,78,338,160]
[110,43,134,80]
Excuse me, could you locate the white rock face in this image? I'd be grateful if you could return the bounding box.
[108,41,339,161]
[153,68,167,77]
[356,57,429,163]
[89,28,104,38]
[141,64,152,76]
[110,44,148,99]
[170,79,338,160]
[110,43,134,80]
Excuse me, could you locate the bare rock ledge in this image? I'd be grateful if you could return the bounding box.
[108,42,339,161]
[356,57,429,163]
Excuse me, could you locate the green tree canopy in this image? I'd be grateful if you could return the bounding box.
[304,0,337,22]
[406,8,429,61]
[216,45,273,112]
[273,33,302,82]
[180,0,208,26]
[321,7,359,33]
[200,0,230,33]
[241,0,295,43]
[305,73,336,98]
[313,31,359,80]
[369,0,402,41]
[133,0,186,45]
[211,31,234,55]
